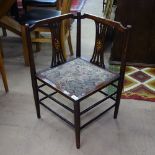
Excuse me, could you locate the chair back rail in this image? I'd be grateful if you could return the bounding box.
[49,21,66,67]
[28,13,74,31]
[81,13,131,73]
[25,13,131,74]
[82,13,126,32]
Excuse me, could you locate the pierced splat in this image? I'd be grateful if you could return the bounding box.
[90,22,108,68]
[49,21,66,67]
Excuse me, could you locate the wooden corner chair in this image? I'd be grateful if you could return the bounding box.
[25,13,131,148]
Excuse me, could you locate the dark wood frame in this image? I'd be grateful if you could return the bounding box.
[25,12,131,148]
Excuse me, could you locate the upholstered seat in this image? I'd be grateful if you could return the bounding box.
[23,0,57,7]
[19,8,60,25]
[36,58,119,101]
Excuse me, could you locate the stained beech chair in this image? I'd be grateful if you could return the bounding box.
[0,0,15,37]
[26,0,73,57]
[0,0,16,18]
[0,0,59,37]
[22,0,61,52]
[25,13,131,148]
[0,0,72,65]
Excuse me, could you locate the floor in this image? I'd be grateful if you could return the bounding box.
[0,0,155,154]
[122,66,155,101]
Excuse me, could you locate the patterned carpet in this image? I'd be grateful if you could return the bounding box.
[122,66,155,102]
[71,0,87,12]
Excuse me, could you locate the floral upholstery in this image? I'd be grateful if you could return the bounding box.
[37,58,119,101]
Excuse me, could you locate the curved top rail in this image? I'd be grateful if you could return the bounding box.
[82,13,130,32]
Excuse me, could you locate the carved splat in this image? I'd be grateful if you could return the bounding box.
[49,21,66,67]
[90,21,108,68]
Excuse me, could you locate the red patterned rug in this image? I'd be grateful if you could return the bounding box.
[71,0,87,12]
[122,66,155,102]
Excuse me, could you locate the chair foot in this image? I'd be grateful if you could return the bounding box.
[35,102,41,119]
[113,113,118,119]
[33,90,41,119]
[37,114,41,119]
[114,99,121,119]
[75,127,80,149]
[76,143,80,149]
[74,102,80,149]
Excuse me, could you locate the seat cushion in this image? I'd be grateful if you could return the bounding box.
[24,0,57,7]
[19,8,61,25]
[36,58,119,101]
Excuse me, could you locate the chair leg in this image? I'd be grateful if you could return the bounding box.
[2,27,7,37]
[0,45,8,92]
[114,82,123,119]
[67,31,73,56]
[74,101,80,149]
[21,25,30,66]
[32,79,41,119]
[34,31,41,52]
[0,47,4,58]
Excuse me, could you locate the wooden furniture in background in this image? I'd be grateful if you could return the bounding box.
[23,0,58,8]
[0,0,30,65]
[0,0,73,65]
[0,0,17,92]
[0,0,59,37]
[25,13,130,148]
[0,40,8,92]
[22,0,60,52]
[110,0,155,66]
[30,0,73,57]
[0,15,29,65]
[0,0,16,18]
